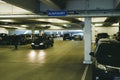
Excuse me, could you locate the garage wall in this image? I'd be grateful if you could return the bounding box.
[95,27,118,35]
[92,26,119,43]
[0,28,8,34]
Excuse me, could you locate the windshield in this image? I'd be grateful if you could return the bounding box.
[34,36,46,42]
[95,43,120,67]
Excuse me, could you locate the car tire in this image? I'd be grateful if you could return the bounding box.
[51,43,53,47]
[44,44,48,49]
[32,46,35,49]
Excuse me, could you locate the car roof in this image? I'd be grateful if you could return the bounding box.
[97,33,108,35]
[98,39,120,44]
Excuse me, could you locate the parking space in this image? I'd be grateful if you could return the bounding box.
[0,40,92,80]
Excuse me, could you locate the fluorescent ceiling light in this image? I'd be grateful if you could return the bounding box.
[2,25,16,28]
[35,18,70,23]
[16,27,26,29]
[3,26,12,28]
[48,19,70,23]
[77,17,107,23]
[76,18,84,21]
[112,23,119,26]
[36,19,46,22]
[21,25,29,27]
[49,25,64,29]
[0,19,15,22]
[0,0,6,3]
[2,25,26,29]
[92,17,107,22]
[94,23,103,26]
[63,24,67,27]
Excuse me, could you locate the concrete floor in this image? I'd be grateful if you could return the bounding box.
[0,40,92,80]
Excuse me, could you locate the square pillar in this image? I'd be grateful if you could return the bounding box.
[83,17,92,64]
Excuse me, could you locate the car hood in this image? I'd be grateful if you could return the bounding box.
[97,56,120,67]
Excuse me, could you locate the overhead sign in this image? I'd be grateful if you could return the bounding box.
[48,10,67,16]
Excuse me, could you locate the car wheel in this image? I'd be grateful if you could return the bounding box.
[32,46,35,49]
[51,43,53,47]
[44,44,47,49]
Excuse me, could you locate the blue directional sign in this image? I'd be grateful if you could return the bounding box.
[48,10,67,16]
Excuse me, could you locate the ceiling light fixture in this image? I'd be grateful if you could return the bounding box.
[0,19,15,22]
[112,23,119,26]
[94,23,103,26]
[92,17,107,22]
[34,18,70,23]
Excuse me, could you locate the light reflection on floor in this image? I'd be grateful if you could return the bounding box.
[28,50,46,63]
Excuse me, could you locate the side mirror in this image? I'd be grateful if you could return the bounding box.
[89,52,95,57]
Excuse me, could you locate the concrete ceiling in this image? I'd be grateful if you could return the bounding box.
[0,0,120,30]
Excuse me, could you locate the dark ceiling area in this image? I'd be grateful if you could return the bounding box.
[51,0,67,9]
[103,17,119,26]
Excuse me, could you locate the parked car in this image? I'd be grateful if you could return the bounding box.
[31,36,54,49]
[18,34,32,45]
[0,33,11,45]
[72,35,83,40]
[63,33,72,40]
[71,33,83,40]
[95,33,109,45]
[90,39,120,80]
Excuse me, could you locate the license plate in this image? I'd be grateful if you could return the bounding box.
[35,45,39,46]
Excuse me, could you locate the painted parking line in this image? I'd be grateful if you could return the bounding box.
[81,65,89,80]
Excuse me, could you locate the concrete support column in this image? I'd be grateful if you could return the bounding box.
[32,26,35,41]
[119,22,120,31]
[39,29,44,36]
[83,17,92,64]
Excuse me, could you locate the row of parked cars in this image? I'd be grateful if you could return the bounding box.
[63,33,83,40]
[0,33,32,45]
[0,33,54,49]
[90,32,120,80]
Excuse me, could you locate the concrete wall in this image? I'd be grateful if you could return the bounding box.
[0,2,32,14]
[92,26,119,43]
[0,28,8,34]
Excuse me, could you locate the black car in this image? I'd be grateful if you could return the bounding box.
[31,36,54,49]
[0,33,12,45]
[90,39,120,80]
[95,33,109,45]
[63,33,72,40]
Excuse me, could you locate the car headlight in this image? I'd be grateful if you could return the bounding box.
[40,43,44,45]
[96,63,107,70]
[31,43,34,45]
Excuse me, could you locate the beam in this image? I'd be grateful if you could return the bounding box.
[2,0,40,13]
[1,10,120,19]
